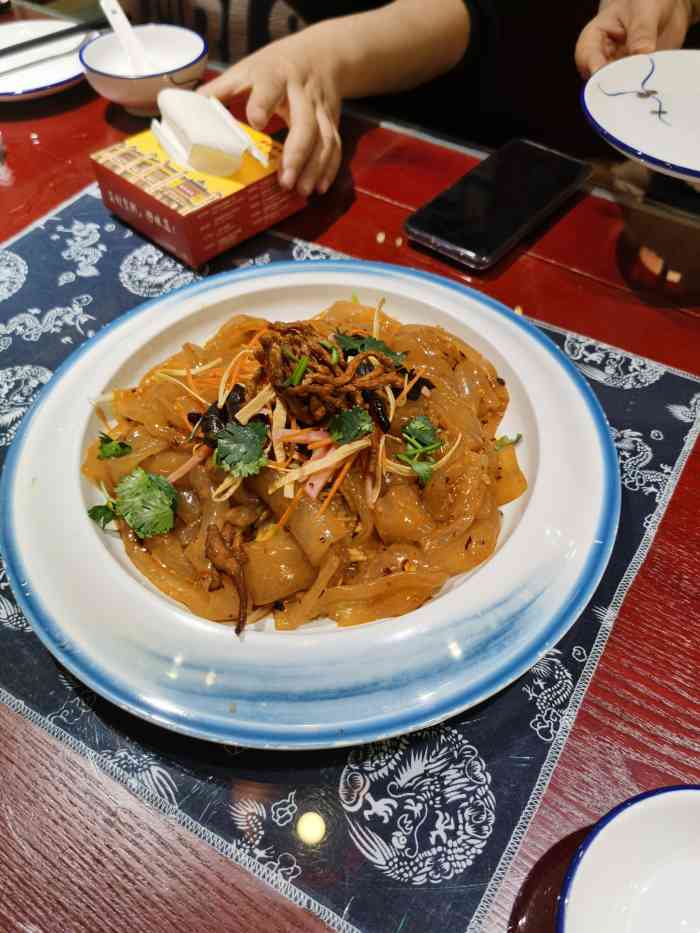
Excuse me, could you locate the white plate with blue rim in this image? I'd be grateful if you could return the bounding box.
[582,50,700,184]
[557,785,700,933]
[0,261,620,749]
[0,20,99,102]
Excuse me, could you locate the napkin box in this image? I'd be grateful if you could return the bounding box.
[91,125,306,269]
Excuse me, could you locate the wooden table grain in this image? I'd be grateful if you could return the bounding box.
[1,19,699,933]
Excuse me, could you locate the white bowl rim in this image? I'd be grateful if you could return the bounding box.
[79,23,208,80]
[557,784,700,932]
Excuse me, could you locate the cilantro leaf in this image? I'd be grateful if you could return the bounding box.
[115,467,178,539]
[397,416,443,486]
[494,433,522,451]
[402,416,440,450]
[88,503,117,530]
[410,459,434,487]
[334,332,406,367]
[97,432,132,460]
[214,420,268,478]
[328,406,374,445]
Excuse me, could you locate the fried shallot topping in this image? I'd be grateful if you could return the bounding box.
[256,323,403,425]
[205,522,249,634]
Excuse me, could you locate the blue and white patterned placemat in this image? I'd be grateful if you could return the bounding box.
[1,185,699,933]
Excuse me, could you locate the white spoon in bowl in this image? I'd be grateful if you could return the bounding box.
[98,0,154,76]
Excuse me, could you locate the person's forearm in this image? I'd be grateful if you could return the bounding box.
[305,0,471,99]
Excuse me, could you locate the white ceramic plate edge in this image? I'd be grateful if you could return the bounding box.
[0,20,96,101]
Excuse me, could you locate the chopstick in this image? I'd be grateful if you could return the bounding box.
[0,17,108,61]
[0,40,86,79]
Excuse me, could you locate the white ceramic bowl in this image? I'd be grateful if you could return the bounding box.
[80,24,207,117]
[558,786,700,933]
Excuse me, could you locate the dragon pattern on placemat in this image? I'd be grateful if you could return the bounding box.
[0,364,52,447]
[339,727,496,885]
[0,250,28,303]
[564,334,665,389]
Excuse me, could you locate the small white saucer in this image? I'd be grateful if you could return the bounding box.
[558,786,700,933]
[582,50,700,183]
[0,20,97,101]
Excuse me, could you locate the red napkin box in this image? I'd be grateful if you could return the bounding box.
[91,124,306,269]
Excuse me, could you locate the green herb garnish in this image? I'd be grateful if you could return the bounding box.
[328,406,374,445]
[407,459,434,487]
[214,420,268,478]
[114,468,178,539]
[97,432,132,460]
[320,339,340,366]
[88,502,117,530]
[398,416,443,486]
[334,332,406,368]
[402,416,440,449]
[494,433,522,451]
[290,355,310,386]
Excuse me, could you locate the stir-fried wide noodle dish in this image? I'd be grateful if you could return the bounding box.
[83,299,527,634]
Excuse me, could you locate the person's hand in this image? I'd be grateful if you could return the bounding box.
[199,32,342,197]
[575,0,694,79]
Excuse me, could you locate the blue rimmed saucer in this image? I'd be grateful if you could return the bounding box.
[558,785,700,933]
[582,50,700,184]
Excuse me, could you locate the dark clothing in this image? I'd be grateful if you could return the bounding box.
[286,0,615,157]
[287,0,498,139]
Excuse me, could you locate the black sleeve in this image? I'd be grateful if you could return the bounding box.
[285,1,386,21]
[462,0,490,66]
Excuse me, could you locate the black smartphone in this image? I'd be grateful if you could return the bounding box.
[405,139,592,271]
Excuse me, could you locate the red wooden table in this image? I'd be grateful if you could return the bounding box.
[1,9,699,933]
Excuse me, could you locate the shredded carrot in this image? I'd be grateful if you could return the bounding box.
[174,394,202,431]
[156,372,210,406]
[221,350,260,399]
[319,455,355,515]
[396,367,426,407]
[266,460,290,472]
[281,428,316,443]
[307,439,334,451]
[186,368,197,393]
[193,371,224,386]
[247,326,269,348]
[276,485,304,529]
[291,416,299,431]
[166,444,211,483]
